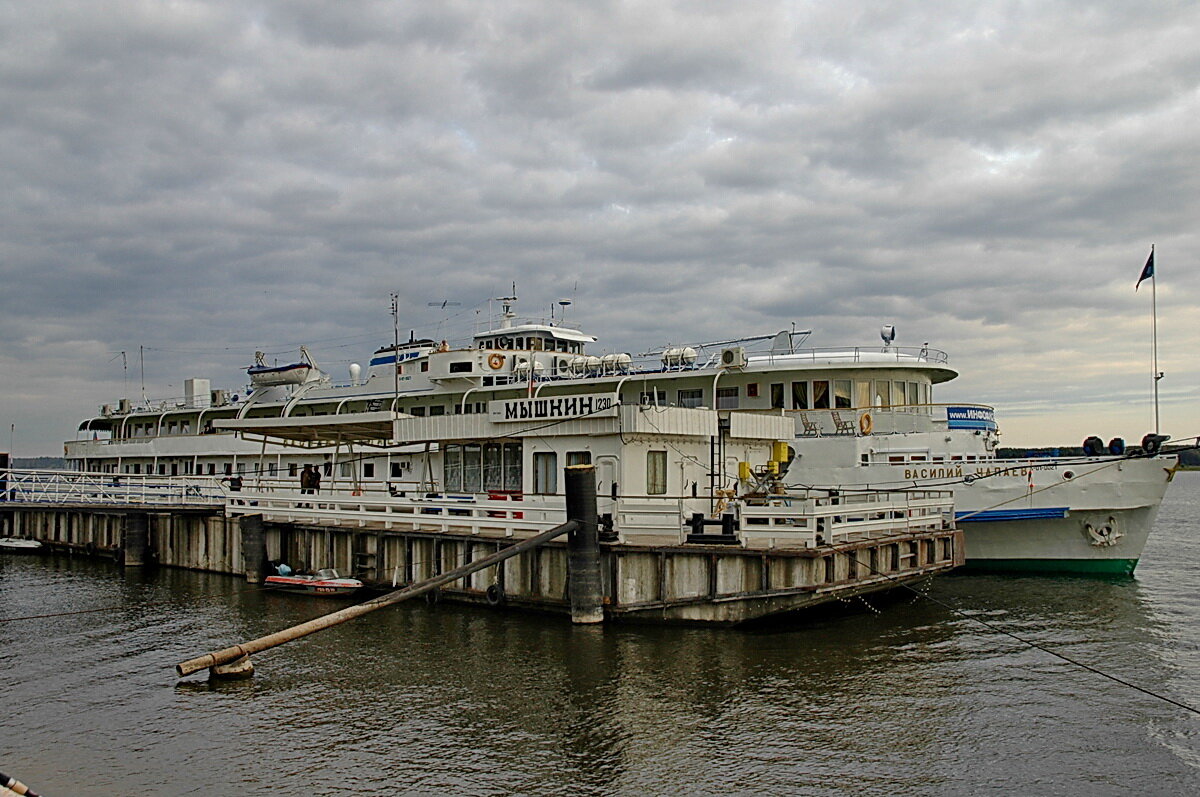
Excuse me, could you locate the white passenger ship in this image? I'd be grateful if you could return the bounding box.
[66,299,1176,575]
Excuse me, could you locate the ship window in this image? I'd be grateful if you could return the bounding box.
[920,383,930,408]
[483,443,504,491]
[411,406,426,416]
[503,443,523,491]
[907,382,919,407]
[716,386,739,410]
[558,340,568,352]
[289,463,298,477]
[892,381,905,410]
[225,463,233,475]
[516,337,525,349]
[770,383,784,409]
[133,463,141,474]
[812,381,830,410]
[567,451,591,466]
[363,463,375,478]
[875,381,889,408]
[678,389,703,409]
[747,383,759,398]
[647,450,667,495]
[444,445,463,491]
[463,443,482,492]
[420,361,429,372]
[170,463,178,476]
[530,337,544,351]
[640,389,667,405]
[429,405,445,416]
[391,462,402,478]
[449,361,472,373]
[323,461,332,477]
[533,451,557,494]
[855,381,871,408]
[835,381,852,409]
[791,381,808,409]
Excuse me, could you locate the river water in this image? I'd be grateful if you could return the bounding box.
[2,473,1198,796]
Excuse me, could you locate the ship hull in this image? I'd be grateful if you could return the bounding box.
[789,455,1175,575]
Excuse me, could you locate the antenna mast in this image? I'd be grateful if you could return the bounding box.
[391,293,400,415]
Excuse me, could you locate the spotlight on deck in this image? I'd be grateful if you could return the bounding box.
[880,324,896,347]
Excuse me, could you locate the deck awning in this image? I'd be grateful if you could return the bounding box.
[215,411,403,446]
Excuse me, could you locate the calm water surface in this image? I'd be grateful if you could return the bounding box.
[3,473,1198,795]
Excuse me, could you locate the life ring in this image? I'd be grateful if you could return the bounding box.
[859,413,874,436]
[487,353,505,370]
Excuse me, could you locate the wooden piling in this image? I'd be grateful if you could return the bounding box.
[564,465,603,624]
[239,514,266,583]
[122,513,148,568]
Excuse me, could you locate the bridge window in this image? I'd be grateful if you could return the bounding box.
[835,381,852,409]
[791,381,808,409]
[717,386,739,410]
[503,443,522,491]
[678,389,703,408]
[810,380,829,409]
[875,381,889,408]
[855,381,870,408]
[770,383,784,409]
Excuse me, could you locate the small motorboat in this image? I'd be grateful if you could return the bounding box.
[0,538,45,554]
[264,568,363,596]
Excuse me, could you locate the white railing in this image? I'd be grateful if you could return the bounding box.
[1,469,226,506]
[223,480,953,548]
[738,489,954,548]
[225,481,566,536]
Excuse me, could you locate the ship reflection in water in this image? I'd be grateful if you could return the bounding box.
[1,474,1198,795]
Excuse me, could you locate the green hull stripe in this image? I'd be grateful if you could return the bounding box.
[963,558,1138,576]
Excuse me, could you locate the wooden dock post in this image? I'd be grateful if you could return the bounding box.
[239,514,266,583]
[122,513,149,567]
[564,464,603,624]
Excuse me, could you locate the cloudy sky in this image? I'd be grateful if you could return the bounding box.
[2,0,1197,455]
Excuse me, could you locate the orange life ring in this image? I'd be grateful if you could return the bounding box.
[859,413,873,435]
[488,353,505,370]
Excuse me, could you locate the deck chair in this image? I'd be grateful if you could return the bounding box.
[800,412,822,436]
[831,411,856,435]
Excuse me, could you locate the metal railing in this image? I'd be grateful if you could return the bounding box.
[1,468,225,506]
[224,480,954,548]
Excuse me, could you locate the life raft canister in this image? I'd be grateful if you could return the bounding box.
[488,353,505,370]
[859,412,874,435]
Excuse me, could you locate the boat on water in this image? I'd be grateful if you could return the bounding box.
[0,537,45,554]
[264,568,363,596]
[64,296,1177,575]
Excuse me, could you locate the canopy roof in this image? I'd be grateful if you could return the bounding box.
[215,411,402,446]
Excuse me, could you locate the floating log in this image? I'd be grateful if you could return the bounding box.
[177,517,581,677]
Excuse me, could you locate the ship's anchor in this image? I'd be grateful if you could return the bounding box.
[1084,516,1124,547]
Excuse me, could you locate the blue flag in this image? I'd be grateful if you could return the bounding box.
[1136,249,1154,291]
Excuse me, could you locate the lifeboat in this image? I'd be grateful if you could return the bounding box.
[264,568,363,596]
[246,347,317,386]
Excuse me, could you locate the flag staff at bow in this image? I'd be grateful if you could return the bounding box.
[1137,245,1162,434]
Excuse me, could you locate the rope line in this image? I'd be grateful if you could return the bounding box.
[858,560,1200,717]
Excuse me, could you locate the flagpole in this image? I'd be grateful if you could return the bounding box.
[1151,245,1160,434]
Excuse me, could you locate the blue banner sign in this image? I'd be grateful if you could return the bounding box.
[946,406,997,431]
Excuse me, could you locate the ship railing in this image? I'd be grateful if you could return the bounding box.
[220,481,954,548]
[0,468,225,506]
[772,403,996,437]
[737,489,955,548]
[224,482,568,536]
